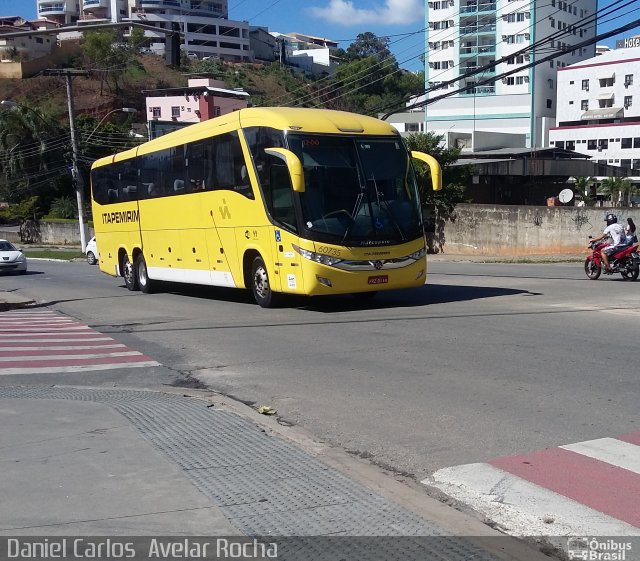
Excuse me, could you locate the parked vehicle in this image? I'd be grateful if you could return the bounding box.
[584,238,640,280]
[85,237,99,265]
[0,239,27,274]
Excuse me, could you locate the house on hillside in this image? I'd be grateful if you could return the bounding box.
[143,78,250,139]
[0,17,58,61]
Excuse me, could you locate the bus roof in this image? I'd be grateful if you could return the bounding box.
[92,107,399,169]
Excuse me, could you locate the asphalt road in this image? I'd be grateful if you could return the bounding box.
[3,258,639,481]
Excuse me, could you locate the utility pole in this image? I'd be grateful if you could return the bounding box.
[44,69,90,252]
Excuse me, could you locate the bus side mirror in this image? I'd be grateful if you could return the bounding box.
[411,151,442,192]
[265,148,305,193]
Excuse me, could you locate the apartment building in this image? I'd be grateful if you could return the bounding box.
[390,0,597,147]
[549,45,640,173]
[35,0,251,62]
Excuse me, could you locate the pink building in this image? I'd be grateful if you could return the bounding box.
[143,78,250,139]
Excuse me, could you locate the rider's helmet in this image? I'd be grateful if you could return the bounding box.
[605,213,618,225]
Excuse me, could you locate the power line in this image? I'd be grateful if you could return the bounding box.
[380,8,640,119]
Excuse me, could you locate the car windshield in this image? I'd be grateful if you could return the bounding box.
[287,134,422,246]
[0,241,17,251]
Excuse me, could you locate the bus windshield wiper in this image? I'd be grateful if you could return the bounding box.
[369,175,406,242]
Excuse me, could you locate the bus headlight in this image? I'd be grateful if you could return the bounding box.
[409,247,427,260]
[293,245,343,267]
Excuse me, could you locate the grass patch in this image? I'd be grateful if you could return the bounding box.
[24,250,84,260]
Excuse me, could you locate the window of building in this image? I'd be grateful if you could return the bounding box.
[621,138,632,148]
[171,106,181,118]
[581,100,589,110]
[599,98,614,108]
[548,78,554,88]
[406,123,420,132]
[625,74,633,86]
[555,141,565,149]
[151,107,161,118]
[547,99,552,109]
[566,140,575,150]
[599,77,614,87]
[621,159,632,168]
[581,79,589,91]
[587,139,597,150]
[624,95,632,108]
[598,139,608,149]
[634,138,640,148]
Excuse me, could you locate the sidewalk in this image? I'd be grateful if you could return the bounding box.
[0,290,34,311]
[0,385,550,561]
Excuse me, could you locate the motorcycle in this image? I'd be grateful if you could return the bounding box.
[584,238,640,280]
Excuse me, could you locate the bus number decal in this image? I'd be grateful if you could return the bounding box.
[302,139,320,146]
[317,246,340,257]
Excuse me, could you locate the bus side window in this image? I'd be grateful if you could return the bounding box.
[186,140,207,192]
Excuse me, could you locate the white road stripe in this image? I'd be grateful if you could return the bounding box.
[424,462,640,537]
[0,361,161,375]
[561,438,640,475]
[0,337,112,343]
[0,331,95,337]
[0,351,143,362]
[0,344,127,351]
[0,319,75,324]
[0,326,89,332]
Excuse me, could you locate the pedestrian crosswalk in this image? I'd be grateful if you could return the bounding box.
[0,310,160,375]
[423,431,640,538]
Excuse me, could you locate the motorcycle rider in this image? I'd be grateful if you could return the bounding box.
[591,213,627,272]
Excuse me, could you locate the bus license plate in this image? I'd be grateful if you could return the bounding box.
[368,275,388,285]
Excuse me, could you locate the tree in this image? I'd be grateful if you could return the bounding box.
[573,176,595,206]
[405,132,470,253]
[0,105,70,217]
[325,33,423,115]
[345,32,394,63]
[83,29,143,95]
[601,177,636,207]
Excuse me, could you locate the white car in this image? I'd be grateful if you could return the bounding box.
[0,239,27,275]
[85,237,99,265]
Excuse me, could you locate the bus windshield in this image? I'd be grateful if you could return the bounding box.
[287,134,422,246]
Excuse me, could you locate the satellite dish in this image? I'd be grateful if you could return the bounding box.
[559,188,574,203]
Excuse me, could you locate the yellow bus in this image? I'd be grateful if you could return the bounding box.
[90,107,441,307]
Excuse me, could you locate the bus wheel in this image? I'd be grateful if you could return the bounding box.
[136,254,155,294]
[123,253,138,291]
[251,256,280,308]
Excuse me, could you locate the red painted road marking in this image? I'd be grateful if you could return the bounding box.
[0,354,156,368]
[490,447,640,527]
[617,431,640,447]
[0,311,160,373]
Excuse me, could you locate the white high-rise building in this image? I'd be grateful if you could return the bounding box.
[36,0,79,25]
[393,0,597,147]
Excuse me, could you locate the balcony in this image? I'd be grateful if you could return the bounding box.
[459,24,496,34]
[140,0,181,7]
[459,44,496,56]
[460,86,495,95]
[38,4,68,14]
[460,3,496,14]
[83,0,108,6]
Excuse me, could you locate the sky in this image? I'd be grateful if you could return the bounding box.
[1,0,638,72]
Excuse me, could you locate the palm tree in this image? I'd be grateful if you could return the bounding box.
[600,177,634,207]
[573,176,594,205]
[0,103,69,211]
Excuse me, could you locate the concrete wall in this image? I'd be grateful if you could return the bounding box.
[0,221,93,246]
[0,42,81,79]
[443,204,633,255]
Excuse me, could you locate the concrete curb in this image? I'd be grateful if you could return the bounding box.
[0,292,35,311]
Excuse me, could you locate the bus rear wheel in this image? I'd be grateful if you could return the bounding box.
[136,254,156,294]
[251,256,281,308]
[123,253,138,291]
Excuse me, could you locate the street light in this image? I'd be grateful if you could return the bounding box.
[84,107,137,144]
